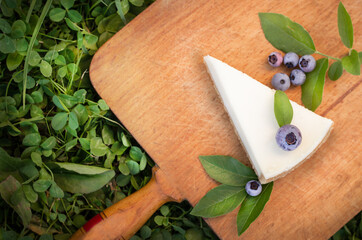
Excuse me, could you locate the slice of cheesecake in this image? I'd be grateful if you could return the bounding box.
[204,55,333,184]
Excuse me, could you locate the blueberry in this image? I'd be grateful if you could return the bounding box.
[245,180,262,196]
[268,52,283,67]
[283,52,299,68]
[290,69,306,86]
[299,55,316,72]
[272,73,290,91]
[276,124,302,151]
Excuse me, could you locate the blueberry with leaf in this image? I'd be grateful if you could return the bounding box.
[274,90,301,151]
[259,2,360,111]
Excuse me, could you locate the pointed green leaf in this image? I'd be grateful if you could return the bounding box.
[191,185,247,218]
[338,2,353,48]
[199,156,256,186]
[49,181,64,198]
[53,162,112,175]
[54,170,115,194]
[274,90,293,127]
[301,58,329,111]
[341,49,360,75]
[328,61,343,81]
[237,182,273,235]
[258,13,315,55]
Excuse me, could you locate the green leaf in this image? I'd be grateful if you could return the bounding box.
[328,61,343,81]
[28,50,42,66]
[65,138,77,151]
[126,160,140,175]
[160,206,170,216]
[129,146,143,161]
[129,0,144,7]
[11,20,26,39]
[301,58,329,111]
[6,52,23,71]
[84,34,98,45]
[22,185,38,203]
[237,182,273,235]
[140,153,147,171]
[31,152,42,167]
[0,18,11,33]
[140,226,152,239]
[23,133,41,146]
[154,215,164,226]
[79,138,90,150]
[341,49,360,75]
[67,9,82,23]
[115,0,129,23]
[0,35,16,54]
[54,55,66,65]
[104,151,116,168]
[0,176,32,227]
[39,60,52,77]
[44,50,59,61]
[116,174,131,187]
[51,112,68,131]
[338,2,353,48]
[90,137,108,156]
[0,147,22,171]
[54,170,115,194]
[199,156,256,186]
[58,66,67,77]
[53,162,112,175]
[111,141,127,155]
[191,184,247,218]
[33,179,52,192]
[49,181,64,198]
[118,162,130,175]
[60,0,74,9]
[16,38,28,52]
[258,13,315,55]
[31,91,43,103]
[52,95,68,111]
[102,125,115,145]
[274,90,293,127]
[121,132,131,147]
[72,104,88,125]
[68,111,79,130]
[98,99,109,111]
[40,136,57,150]
[49,8,66,22]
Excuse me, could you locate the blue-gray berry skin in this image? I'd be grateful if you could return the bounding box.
[290,69,306,86]
[268,52,283,67]
[276,125,302,151]
[283,52,299,68]
[272,73,290,91]
[245,180,262,196]
[299,55,316,72]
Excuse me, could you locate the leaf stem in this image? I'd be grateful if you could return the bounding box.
[315,51,340,61]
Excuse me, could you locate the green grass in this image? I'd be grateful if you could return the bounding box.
[0,0,359,239]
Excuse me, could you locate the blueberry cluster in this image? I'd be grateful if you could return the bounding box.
[268,52,316,91]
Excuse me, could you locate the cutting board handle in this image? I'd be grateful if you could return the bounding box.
[70,167,183,240]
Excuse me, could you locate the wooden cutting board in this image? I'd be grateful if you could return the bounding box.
[88,0,362,239]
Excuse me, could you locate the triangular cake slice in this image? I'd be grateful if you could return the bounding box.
[204,55,333,184]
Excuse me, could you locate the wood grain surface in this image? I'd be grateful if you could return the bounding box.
[89,0,362,239]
